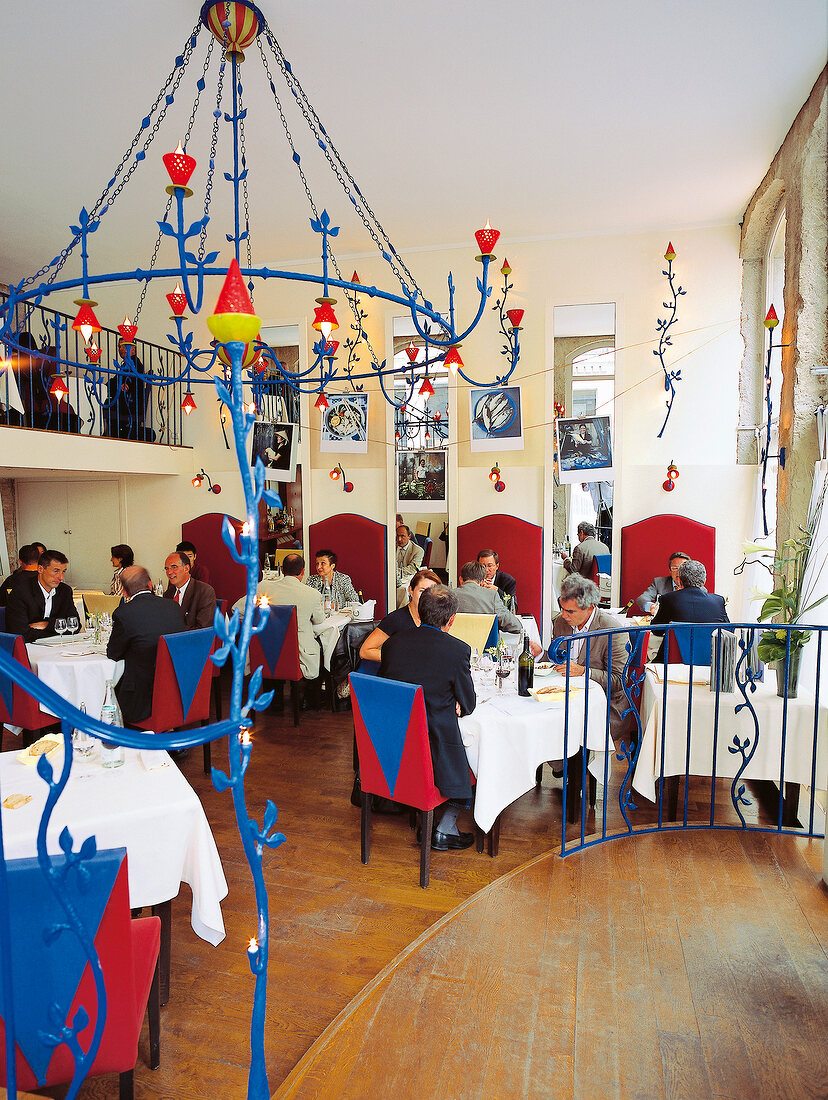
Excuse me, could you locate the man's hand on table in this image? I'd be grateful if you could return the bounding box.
[530,641,543,658]
[552,662,586,677]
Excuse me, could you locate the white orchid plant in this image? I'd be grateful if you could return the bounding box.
[743,523,828,664]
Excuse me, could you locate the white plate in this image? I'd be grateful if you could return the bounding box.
[34,632,91,647]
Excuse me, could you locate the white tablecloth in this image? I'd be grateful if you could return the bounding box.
[632,665,828,803]
[0,747,228,945]
[25,637,124,721]
[460,673,611,832]
[314,610,351,671]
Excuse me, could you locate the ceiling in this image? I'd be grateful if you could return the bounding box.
[0,0,825,287]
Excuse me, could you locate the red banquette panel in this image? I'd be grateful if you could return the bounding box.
[620,514,715,612]
[309,513,388,618]
[456,514,544,626]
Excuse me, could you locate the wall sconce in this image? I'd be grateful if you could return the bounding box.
[329,463,354,492]
[192,468,221,493]
[662,461,679,492]
[489,462,505,492]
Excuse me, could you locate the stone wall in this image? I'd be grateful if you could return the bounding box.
[740,69,828,545]
[0,478,16,568]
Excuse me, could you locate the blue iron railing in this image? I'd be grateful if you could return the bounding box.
[549,620,826,857]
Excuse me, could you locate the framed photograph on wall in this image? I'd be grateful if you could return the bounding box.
[250,421,297,482]
[396,449,447,510]
[469,385,523,452]
[319,392,369,453]
[555,415,614,484]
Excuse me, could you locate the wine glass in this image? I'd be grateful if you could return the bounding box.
[54,618,67,639]
[478,652,495,689]
[470,647,479,671]
[496,649,514,691]
[67,616,80,637]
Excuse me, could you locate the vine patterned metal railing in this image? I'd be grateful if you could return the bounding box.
[0,323,285,1097]
[653,242,687,439]
[551,621,827,858]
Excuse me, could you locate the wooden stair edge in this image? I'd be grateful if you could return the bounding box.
[272,844,564,1098]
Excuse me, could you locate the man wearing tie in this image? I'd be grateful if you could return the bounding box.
[163,552,216,630]
[6,549,77,642]
[395,524,424,608]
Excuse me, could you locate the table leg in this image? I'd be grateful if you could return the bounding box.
[783,782,801,828]
[487,815,501,857]
[151,899,172,1006]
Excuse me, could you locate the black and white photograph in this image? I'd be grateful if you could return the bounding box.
[555,415,614,484]
[250,421,297,481]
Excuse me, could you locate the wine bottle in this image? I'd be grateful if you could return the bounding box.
[518,633,534,696]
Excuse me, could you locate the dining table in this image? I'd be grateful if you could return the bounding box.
[632,664,828,821]
[24,632,124,722]
[0,743,228,1003]
[459,666,611,843]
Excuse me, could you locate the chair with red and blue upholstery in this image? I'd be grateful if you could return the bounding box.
[135,626,217,772]
[0,847,160,1099]
[350,671,459,888]
[0,631,57,749]
[247,605,304,727]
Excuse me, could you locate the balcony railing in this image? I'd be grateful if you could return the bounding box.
[552,621,827,856]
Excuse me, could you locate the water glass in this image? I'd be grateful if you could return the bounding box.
[55,618,67,638]
[67,616,80,637]
[72,728,95,760]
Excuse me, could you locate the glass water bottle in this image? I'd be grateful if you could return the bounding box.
[100,679,125,768]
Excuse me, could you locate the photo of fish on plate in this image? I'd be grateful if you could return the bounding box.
[469,385,523,451]
[319,392,369,453]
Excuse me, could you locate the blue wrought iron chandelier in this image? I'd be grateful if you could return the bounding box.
[0,0,524,420]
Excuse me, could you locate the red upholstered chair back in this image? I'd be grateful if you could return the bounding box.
[456,515,543,625]
[620,514,716,613]
[136,627,216,732]
[309,513,388,618]
[0,849,160,1089]
[350,672,446,812]
[0,633,56,733]
[248,605,302,682]
[182,512,247,607]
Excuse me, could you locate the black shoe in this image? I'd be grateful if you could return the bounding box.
[431,830,475,851]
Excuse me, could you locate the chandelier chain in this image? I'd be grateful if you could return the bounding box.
[200,49,227,261]
[18,19,203,297]
[137,36,216,323]
[259,28,422,302]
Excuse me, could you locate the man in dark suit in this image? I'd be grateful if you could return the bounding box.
[651,559,730,661]
[163,552,216,630]
[379,585,477,851]
[550,575,632,740]
[563,522,610,580]
[477,548,517,607]
[0,543,40,607]
[637,551,690,613]
[107,566,187,724]
[6,549,77,642]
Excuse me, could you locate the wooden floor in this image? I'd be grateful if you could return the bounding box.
[276,831,828,1099]
[23,690,827,1099]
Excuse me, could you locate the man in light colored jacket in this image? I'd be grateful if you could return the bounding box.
[234,553,324,679]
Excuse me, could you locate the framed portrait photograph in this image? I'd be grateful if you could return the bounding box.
[250,421,297,482]
[469,385,523,452]
[555,415,614,484]
[396,449,447,510]
[319,392,369,453]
